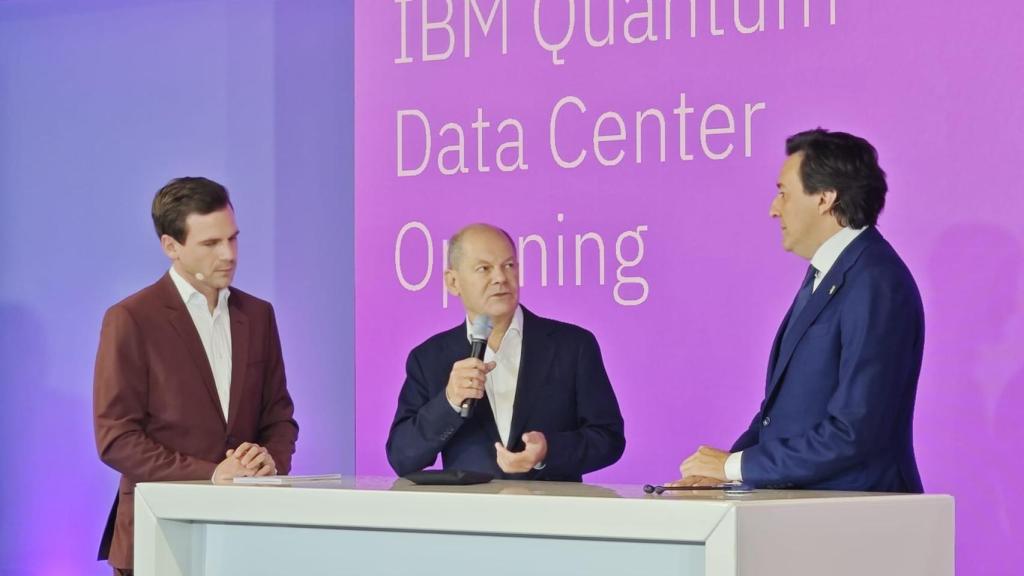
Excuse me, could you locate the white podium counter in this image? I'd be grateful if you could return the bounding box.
[134,476,953,576]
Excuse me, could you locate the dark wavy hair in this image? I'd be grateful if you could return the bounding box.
[785,129,887,228]
[151,177,233,243]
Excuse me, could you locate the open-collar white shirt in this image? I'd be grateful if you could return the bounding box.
[169,266,232,419]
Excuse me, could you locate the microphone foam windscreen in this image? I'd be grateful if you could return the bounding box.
[470,314,493,341]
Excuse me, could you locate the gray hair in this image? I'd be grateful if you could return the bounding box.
[447,223,516,269]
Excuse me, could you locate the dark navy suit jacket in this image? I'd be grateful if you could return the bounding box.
[386,307,625,481]
[733,227,925,492]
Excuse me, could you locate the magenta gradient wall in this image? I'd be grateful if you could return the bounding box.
[355,2,1023,573]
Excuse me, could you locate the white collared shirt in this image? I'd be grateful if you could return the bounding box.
[169,267,233,419]
[724,227,867,482]
[458,306,524,447]
[810,226,866,292]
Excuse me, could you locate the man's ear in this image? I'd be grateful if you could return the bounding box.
[444,268,460,297]
[818,189,838,215]
[160,234,180,261]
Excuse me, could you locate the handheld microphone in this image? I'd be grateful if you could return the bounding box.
[460,314,493,419]
[643,483,753,495]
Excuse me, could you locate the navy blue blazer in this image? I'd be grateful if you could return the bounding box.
[386,307,625,481]
[732,228,925,492]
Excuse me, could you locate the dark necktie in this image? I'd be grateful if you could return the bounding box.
[782,265,817,342]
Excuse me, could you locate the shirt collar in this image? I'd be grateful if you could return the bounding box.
[810,226,867,278]
[465,305,524,343]
[169,266,230,310]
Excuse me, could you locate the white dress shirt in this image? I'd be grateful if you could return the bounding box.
[452,306,524,447]
[169,267,233,419]
[725,227,866,482]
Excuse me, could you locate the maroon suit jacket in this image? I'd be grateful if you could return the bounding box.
[93,273,298,569]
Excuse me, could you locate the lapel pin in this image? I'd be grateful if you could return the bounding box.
[828,285,837,295]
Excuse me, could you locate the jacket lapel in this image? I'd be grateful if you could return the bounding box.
[765,311,788,389]
[159,273,226,429]
[474,385,502,445]
[507,307,555,449]
[764,229,878,403]
[226,295,249,432]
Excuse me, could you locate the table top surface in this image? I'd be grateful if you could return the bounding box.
[135,476,953,545]
[144,475,948,504]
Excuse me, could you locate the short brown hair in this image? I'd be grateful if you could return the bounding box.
[151,177,232,243]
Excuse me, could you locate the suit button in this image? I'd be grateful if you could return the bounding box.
[762,416,771,427]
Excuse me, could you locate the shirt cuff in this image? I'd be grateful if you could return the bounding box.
[725,451,743,482]
[445,391,461,413]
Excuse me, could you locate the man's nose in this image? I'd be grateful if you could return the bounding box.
[491,268,505,283]
[219,241,236,261]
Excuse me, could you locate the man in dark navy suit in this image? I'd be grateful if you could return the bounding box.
[386,224,625,481]
[676,129,925,492]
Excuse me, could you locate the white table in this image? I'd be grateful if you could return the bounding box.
[134,476,953,576]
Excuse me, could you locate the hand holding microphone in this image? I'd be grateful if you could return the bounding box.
[446,315,494,418]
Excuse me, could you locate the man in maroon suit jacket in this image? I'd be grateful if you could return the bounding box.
[93,177,299,575]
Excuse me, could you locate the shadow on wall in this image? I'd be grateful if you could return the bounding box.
[924,222,1023,576]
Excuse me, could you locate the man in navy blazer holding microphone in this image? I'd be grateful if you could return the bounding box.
[677,129,925,492]
[386,224,625,481]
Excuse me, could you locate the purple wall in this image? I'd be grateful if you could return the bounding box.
[0,1,353,574]
[354,2,1023,575]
